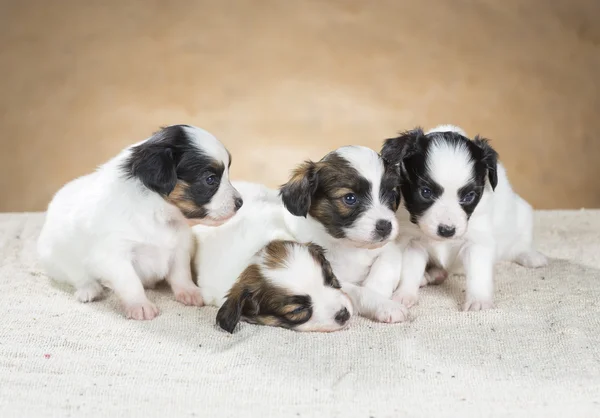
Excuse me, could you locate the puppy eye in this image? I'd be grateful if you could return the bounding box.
[289,306,308,315]
[205,175,218,186]
[460,191,477,204]
[420,187,433,200]
[343,193,358,206]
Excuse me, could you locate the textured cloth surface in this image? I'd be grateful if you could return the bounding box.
[0,211,599,418]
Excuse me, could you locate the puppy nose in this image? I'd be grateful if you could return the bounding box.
[334,307,350,325]
[437,224,456,238]
[234,197,244,211]
[375,219,392,238]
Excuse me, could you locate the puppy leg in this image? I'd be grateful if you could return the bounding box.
[96,261,159,320]
[363,242,403,298]
[75,280,104,303]
[462,244,495,311]
[515,250,548,268]
[392,244,428,308]
[167,249,204,307]
[343,283,408,323]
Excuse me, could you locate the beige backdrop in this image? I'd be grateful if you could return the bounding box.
[1,0,599,212]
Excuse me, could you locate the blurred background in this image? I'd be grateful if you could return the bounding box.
[1,0,599,212]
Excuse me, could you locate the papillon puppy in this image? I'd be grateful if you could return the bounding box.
[192,182,353,333]
[279,146,409,323]
[37,125,242,319]
[381,125,547,311]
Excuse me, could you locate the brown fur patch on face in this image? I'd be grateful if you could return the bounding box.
[262,240,290,270]
[165,180,207,219]
[216,241,314,333]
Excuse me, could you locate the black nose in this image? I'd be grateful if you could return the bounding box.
[437,224,456,238]
[234,197,244,211]
[375,219,392,238]
[334,307,350,325]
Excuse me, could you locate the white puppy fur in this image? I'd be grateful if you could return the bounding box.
[193,182,353,333]
[279,146,409,323]
[381,125,548,311]
[37,125,242,320]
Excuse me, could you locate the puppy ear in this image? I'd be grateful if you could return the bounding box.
[380,127,425,171]
[473,135,499,191]
[216,288,254,334]
[279,161,319,217]
[307,242,340,289]
[123,128,179,195]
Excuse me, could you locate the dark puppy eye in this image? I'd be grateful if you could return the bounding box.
[343,193,358,206]
[289,306,308,315]
[205,175,218,186]
[460,191,477,204]
[420,187,432,200]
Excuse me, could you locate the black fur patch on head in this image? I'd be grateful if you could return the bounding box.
[306,242,341,289]
[121,125,225,219]
[280,152,372,239]
[381,127,499,223]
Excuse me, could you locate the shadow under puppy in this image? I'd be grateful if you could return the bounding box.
[192,182,352,333]
[279,145,409,323]
[37,125,243,320]
[381,125,548,311]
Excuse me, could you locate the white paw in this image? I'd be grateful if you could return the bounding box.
[516,251,548,268]
[392,290,419,308]
[124,300,159,320]
[374,300,409,323]
[174,286,204,307]
[75,282,103,303]
[462,299,494,312]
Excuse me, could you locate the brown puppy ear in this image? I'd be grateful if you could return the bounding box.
[216,266,261,333]
[306,242,341,289]
[279,161,319,217]
[380,127,425,173]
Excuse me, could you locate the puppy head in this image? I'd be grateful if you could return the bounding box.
[381,126,498,240]
[216,240,353,333]
[279,146,400,249]
[122,125,243,226]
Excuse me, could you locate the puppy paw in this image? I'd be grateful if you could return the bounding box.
[174,286,204,307]
[125,300,159,320]
[75,282,103,303]
[515,251,548,269]
[462,299,494,312]
[392,290,419,308]
[425,267,448,285]
[374,300,409,323]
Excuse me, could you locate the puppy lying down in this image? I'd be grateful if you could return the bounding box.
[192,182,353,333]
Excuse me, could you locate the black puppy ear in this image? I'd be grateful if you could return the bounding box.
[279,161,319,217]
[473,135,499,191]
[216,288,254,334]
[122,127,180,195]
[306,243,340,289]
[380,127,425,170]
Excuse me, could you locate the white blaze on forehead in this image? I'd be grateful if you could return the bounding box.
[181,125,230,166]
[334,145,384,197]
[261,244,320,293]
[426,138,475,191]
[427,124,467,137]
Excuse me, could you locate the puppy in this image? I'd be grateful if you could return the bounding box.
[192,182,353,333]
[381,125,548,311]
[37,125,243,320]
[279,146,409,323]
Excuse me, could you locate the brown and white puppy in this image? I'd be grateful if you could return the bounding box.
[192,182,353,333]
[279,146,409,323]
[37,125,243,320]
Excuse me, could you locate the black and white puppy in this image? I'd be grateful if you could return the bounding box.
[381,125,548,311]
[37,125,243,320]
[280,145,409,323]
